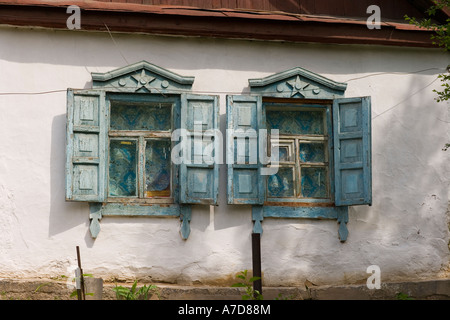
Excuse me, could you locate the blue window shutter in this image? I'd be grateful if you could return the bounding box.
[179,94,219,205]
[333,97,372,206]
[66,89,107,202]
[227,95,265,205]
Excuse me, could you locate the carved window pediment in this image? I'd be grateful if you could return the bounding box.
[249,67,347,99]
[91,60,195,94]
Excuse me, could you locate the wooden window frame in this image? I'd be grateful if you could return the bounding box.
[105,95,178,205]
[263,99,335,206]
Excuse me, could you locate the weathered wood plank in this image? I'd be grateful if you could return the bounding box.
[179,94,219,205]
[100,203,180,216]
[333,97,372,206]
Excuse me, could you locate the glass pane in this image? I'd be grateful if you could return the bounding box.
[266,110,324,135]
[301,167,328,198]
[278,146,290,162]
[145,139,171,197]
[299,142,326,163]
[267,167,295,198]
[109,140,137,197]
[110,103,171,131]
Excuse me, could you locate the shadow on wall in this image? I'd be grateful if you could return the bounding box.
[48,75,102,245]
[48,113,92,243]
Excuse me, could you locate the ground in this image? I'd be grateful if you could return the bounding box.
[0,278,448,300]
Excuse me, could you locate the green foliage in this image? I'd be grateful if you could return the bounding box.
[231,270,263,300]
[34,282,51,293]
[405,0,449,51]
[434,72,450,102]
[113,280,159,300]
[69,273,94,298]
[274,293,295,300]
[396,292,415,300]
[69,291,94,298]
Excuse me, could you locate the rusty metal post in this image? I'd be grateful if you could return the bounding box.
[252,233,262,298]
[76,246,85,300]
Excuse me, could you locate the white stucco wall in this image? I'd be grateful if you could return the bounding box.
[0,26,448,286]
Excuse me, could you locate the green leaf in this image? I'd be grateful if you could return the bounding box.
[131,280,137,294]
[396,292,414,300]
[231,283,246,287]
[249,276,261,283]
[254,290,263,300]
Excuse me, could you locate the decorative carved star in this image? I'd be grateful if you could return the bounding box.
[131,69,155,91]
[286,75,309,97]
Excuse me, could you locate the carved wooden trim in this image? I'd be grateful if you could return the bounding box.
[249,67,347,99]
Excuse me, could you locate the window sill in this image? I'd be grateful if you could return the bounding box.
[264,201,334,207]
[252,205,349,242]
[262,205,346,219]
[88,202,192,240]
[100,202,180,217]
[106,197,174,205]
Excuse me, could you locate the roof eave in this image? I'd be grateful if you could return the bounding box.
[0,2,441,48]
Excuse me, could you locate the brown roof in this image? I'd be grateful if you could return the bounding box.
[4,0,445,21]
[0,0,447,48]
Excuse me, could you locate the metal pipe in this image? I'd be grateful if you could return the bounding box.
[251,233,262,298]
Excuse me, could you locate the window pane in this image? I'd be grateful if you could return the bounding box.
[145,139,171,197]
[266,110,324,135]
[271,139,295,163]
[299,142,326,163]
[109,140,137,197]
[267,167,295,197]
[278,146,290,162]
[301,167,327,198]
[110,103,171,131]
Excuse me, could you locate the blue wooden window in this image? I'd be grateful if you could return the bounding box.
[265,103,333,204]
[67,92,220,204]
[107,95,175,203]
[227,97,371,207]
[106,94,176,204]
[66,61,219,239]
[228,65,372,241]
